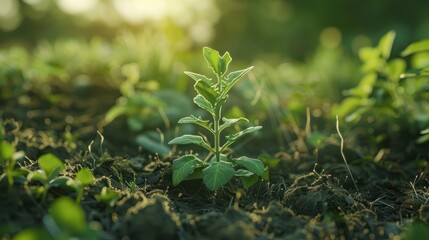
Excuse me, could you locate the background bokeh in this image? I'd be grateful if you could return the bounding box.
[2,0,429,58]
[2,0,429,155]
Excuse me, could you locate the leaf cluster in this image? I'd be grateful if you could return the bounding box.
[168,47,266,191]
[335,31,429,145]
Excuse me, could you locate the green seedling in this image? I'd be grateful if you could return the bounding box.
[95,186,121,207]
[168,47,266,191]
[14,197,102,240]
[27,153,94,202]
[0,140,27,191]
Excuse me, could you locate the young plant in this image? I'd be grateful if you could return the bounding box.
[0,140,27,191]
[27,153,94,202]
[168,47,266,191]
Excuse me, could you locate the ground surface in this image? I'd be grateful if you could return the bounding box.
[1,85,428,240]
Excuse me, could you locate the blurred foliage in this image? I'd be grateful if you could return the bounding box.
[334,31,429,157]
[215,0,429,60]
[2,0,429,61]
[13,197,102,240]
[0,30,201,102]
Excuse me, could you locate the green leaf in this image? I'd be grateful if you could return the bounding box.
[262,167,270,180]
[13,228,53,240]
[27,170,48,183]
[221,66,254,97]
[259,155,280,168]
[306,132,326,149]
[172,155,203,186]
[49,197,86,233]
[104,104,128,124]
[225,126,262,142]
[203,47,231,77]
[378,31,395,59]
[202,161,235,191]
[0,141,14,162]
[95,187,120,207]
[347,73,377,98]
[219,117,248,132]
[385,58,406,81]
[47,177,71,190]
[194,80,217,105]
[179,116,213,133]
[184,71,212,84]
[38,153,65,180]
[417,134,429,144]
[333,97,365,119]
[193,95,214,114]
[235,169,254,177]
[359,47,380,62]
[168,134,212,151]
[235,156,265,176]
[240,174,259,189]
[76,168,94,185]
[401,39,429,56]
[421,128,429,135]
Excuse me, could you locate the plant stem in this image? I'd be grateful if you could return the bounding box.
[214,73,223,162]
[213,106,222,162]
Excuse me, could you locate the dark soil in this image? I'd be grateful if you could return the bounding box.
[1,85,428,240]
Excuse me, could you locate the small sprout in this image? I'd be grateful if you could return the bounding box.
[168,47,266,191]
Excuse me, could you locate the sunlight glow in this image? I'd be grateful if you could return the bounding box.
[56,0,99,14]
[0,0,21,31]
[320,27,342,49]
[113,0,169,23]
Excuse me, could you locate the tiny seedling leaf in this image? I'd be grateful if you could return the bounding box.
[359,47,380,62]
[386,58,406,81]
[0,141,14,162]
[401,39,429,56]
[76,168,95,185]
[222,66,254,97]
[202,161,235,191]
[168,135,212,152]
[193,95,214,114]
[179,116,213,133]
[219,52,232,77]
[226,126,262,142]
[219,117,248,132]
[306,132,326,149]
[235,156,265,176]
[172,155,203,186]
[38,154,65,180]
[194,80,217,105]
[203,47,231,77]
[378,31,396,59]
[27,170,48,183]
[259,155,280,168]
[13,228,52,240]
[184,71,212,84]
[104,105,128,124]
[49,197,86,233]
[235,169,254,177]
[95,187,120,207]
[47,177,70,190]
